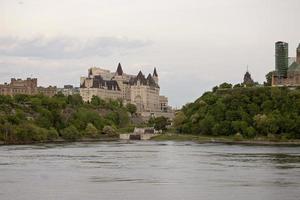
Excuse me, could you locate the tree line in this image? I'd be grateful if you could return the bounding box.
[173,85,300,140]
[0,93,138,144]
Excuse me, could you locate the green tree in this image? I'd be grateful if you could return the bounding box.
[85,123,99,138]
[47,127,59,141]
[60,125,81,140]
[102,126,118,137]
[126,103,137,115]
[264,71,273,86]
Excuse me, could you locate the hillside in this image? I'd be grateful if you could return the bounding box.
[174,86,300,140]
[0,94,137,144]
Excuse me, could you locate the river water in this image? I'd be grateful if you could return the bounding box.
[0,141,300,200]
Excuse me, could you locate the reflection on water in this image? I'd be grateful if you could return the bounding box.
[0,141,300,200]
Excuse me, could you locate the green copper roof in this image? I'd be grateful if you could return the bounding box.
[288,62,300,72]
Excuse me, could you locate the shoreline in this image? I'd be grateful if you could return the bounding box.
[1,134,300,146]
[151,134,300,146]
[0,137,119,146]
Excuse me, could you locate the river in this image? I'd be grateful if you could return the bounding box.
[0,141,299,200]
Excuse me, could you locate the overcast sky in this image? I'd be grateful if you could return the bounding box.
[0,0,299,107]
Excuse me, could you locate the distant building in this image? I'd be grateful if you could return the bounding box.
[57,85,79,96]
[275,41,289,77]
[243,70,254,85]
[288,57,296,66]
[272,42,300,86]
[80,63,174,117]
[38,86,57,97]
[0,78,56,97]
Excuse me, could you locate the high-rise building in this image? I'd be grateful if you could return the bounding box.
[272,42,300,87]
[297,43,300,64]
[275,41,289,77]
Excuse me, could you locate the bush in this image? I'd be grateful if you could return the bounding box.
[47,127,59,141]
[15,123,48,142]
[84,123,99,138]
[60,125,81,140]
[102,126,118,137]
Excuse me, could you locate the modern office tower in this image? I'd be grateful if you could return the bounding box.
[275,41,289,77]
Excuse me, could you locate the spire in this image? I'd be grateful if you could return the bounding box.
[153,67,158,77]
[116,62,123,76]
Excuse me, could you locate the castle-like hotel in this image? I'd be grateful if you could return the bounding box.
[80,63,172,115]
[0,63,173,117]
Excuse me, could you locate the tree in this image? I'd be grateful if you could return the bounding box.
[91,96,106,107]
[85,123,99,138]
[47,127,59,141]
[219,82,232,89]
[153,116,169,131]
[126,103,137,115]
[60,125,81,140]
[173,111,187,132]
[102,126,118,137]
[67,94,83,107]
[264,71,274,86]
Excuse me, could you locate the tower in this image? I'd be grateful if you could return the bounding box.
[243,67,254,85]
[275,41,289,77]
[297,43,300,64]
[153,67,158,84]
[116,62,123,76]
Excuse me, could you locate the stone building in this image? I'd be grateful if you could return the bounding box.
[80,63,173,115]
[57,85,80,96]
[0,78,57,97]
[243,70,254,85]
[272,42,300,86]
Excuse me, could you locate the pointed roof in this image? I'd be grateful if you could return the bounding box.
[116,63,123,76]
[288,62,300,72]
[153,67,158,77]
[129,71,159,88]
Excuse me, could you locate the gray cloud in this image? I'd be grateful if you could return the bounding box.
[0,36,151,59]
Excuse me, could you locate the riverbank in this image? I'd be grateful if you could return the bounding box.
[151,133,300,146]
[0,137,119,145]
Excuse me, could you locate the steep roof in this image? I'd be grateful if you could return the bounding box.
[288,62,300,72]
[92,75,120,90]
[129,71,159,88]
[116,63,123,76]
[153,67,158,77]
[147,74,159,87]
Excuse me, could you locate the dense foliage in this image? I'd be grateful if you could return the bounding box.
[174,86,300,139]
[0,94,135,144]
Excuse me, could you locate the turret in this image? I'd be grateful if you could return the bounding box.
[153,67,158,84]
[116,62,123,76]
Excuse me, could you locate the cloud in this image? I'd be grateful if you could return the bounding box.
[0,36,151,59]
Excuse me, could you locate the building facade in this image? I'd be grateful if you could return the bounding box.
[80,63,172,114]
[275,41,289,77]
[0,78,57,97]
[57,85,80,96]
[272,42,300,86]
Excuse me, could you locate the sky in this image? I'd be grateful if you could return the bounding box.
[0,0,299,107]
